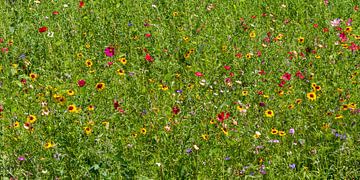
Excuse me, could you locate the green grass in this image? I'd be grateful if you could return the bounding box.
[1,0,360,179]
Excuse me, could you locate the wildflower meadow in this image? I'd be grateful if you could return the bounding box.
[1,0,360,179]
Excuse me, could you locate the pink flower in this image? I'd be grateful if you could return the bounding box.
[104,47,115,57]
[195,72,203,77]
[278,80,286,87]
[107,62,113,66]
[330,18,341,27]
[145,53,153,62]
[257,50,262,57]
[339,32,347,42]
[77,79,86,87]
[282,72,291,81]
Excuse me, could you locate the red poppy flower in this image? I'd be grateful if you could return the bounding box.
[77,79,86,87]
[172,106,180,115]
[79,1,84,8]
[195,72,203,77]
[52,11,59,15]
[145,33,151,38]
[145,53,153,62]
[282,73,291,81]
[113,100,119,110]
[224,65,231,70]
[296,71,304,79]
[39,26,48,33]
[217,112,230,123]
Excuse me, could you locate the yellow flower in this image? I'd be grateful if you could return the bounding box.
[141,128,147,135]
[77,52,83,59]
[29,73,38,81]
[276,34,284,40]
[246,53,252,59]
[298,37,305,44]
[335,114,343,119]
[87,105,95,111]
[13,121,20,128]
[183,36,189,42]
[221,128,229,136]
[85,43,90,49]
[249,31,256,38]
[306,92,317,101]
[288,104,294,109]
[210,119,216,124]
[119,57,127,65]
[184,52,190,59]
[172,11,178,17]
[278,90,284,96]
[68,104,77,113]
[84,127,92,135]
[96,83,105,91]
[295,99,303,104]
[265,110,274,118]
[201,134,209,141]
[67,90,75,96]
[85,59,93,67]
[242,90,249,96]
[117,69,125,76]
[27,115,37,124]
[345,26,352,33]
[271,128,278,135]
[315,55,321,59]
[44,141,55,149]
[278,131,286,136]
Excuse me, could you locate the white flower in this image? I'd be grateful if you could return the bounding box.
[47,31,54,37]
[193,145,199,150]
[155,163,161,167]
[63,4,68,8]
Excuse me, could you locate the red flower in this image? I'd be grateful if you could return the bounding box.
[145,33,151,38]
[349,43,359,51]
[296,71,305,79]
[224,65,231,70]
[257,50,262,57]
[21,78,26,85]
[79,1,85,8]
[145,54,153,62]
[217,112,230,123]
[77,79,86,87]
[113,100,120,110]
[195,72,203,77]
[172,106,180,115]
[323,28,329,33]
[282,72,291,81]
[278,80,286,87]
[229,72,234,77]
[313,24,318,28]
[258,70,266,75]
[52,11,59,15]
[38,26,48,33]
[235,53,242,58]
[355,5,359,11]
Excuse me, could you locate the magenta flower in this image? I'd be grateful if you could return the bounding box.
[104,46,115,57]
[78,79,86,87]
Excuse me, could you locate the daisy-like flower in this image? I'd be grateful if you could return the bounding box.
[67,90,75,96]
[249,31,256,38]
[44,141,55,149]
[246,53,252,59]
[278,131,286,136]
[85,59,93,67]
[161,85,169,91]
[242,90,249,96]
[96,83,105,91]
[27,115,37,123]
[295,99,303,104]
[104,46,115,57]
[13,121,20,128]
[68,104,77,113]
[201,134,209,141]
[271,128,278,135]
[265,110,274,117]
[298,37,305,44]
[307,92,317,101]
[77,52,83,59]
[85,43,90,49]
[140,128,147,135]
[29,73,38,81]
[253,131,261,139]
[84,127,92,135]
[330,18,341,27]
[183,36,189,42]
[87,105,95,111]
[119,57,127,65]
[221,128,229,136]
[117,69,125,76]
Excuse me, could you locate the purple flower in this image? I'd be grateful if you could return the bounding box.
[176,89,183,93]
[186,148,192,154]
[18,156,25,161]
[259,102,266,107]
[289,128,295,135]
[268,139,280,143]
[225,157,230,161]
[260,169,266,175]
[289,164,296,169]
[128,22,133,26]
[104,47,115,57]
